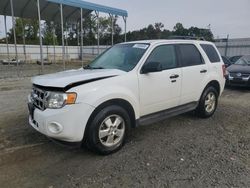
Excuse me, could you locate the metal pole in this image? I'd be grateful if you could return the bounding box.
[60,4,65,70]
[10,0,19,75]
[21,19,27,63]
[77,22,80,63]
[65,22,68,63]
[225,34,229,57]
[53,23,56,64]
[109,14,114,46]
[4,15,10,65]
[123,16,127,42]
[95,11,100,54]
[37,0,44,74]
[77,22,80,46]
[80,8,83,66]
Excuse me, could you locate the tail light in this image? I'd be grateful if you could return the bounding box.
[222,64,226,77]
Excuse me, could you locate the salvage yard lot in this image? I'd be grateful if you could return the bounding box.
[0,78,250,188]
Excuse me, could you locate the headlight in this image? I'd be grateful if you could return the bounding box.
[45,92,77,109]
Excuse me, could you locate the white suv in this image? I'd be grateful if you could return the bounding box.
[28,40,225,154]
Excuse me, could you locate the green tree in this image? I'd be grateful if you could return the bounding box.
[173,22,188,36]
[43,21,56,45]
[8,18,24,44]
[1,19,215,45]
[188,26,214,41]
[26,19,39,44]
[154,22,164,39]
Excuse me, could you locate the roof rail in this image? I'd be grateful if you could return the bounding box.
[168,36,206,41]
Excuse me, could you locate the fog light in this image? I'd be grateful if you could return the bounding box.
[243,77,249,81]
[48,122,63,134]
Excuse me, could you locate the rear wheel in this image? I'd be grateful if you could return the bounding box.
[196,86,218,118]
[85,105,131,155]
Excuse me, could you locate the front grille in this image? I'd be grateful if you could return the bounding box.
[31,86,46,110]
[230,72,250,78]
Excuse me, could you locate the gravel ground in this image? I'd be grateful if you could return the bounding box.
[0,77,250,188]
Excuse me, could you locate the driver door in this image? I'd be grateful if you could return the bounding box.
[138,44,182,116]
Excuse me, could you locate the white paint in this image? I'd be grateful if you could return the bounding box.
[29,39,225,142]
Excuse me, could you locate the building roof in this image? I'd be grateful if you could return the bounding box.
[0,0,128,22]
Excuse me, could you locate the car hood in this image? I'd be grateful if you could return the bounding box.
[227,64,250,74]
[32,68,126,89]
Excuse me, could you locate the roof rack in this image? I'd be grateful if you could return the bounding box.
[168,36,206,41]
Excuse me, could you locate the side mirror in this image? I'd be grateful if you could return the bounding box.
[141,61,162,74]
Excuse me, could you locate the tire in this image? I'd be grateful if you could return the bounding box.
[85,105,131,155]
[195,86,218,118]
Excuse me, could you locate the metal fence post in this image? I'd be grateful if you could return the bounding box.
[37,0,44,74]
[109,14,114,46]
[95,11,100,54]
[123,16,127,42]
[10,0,19,75]
[21,19,27,63]
[225,34,229,57]
[65,22,69,63]
[53,23,56,64]
[80,8,83,66]
[60,4,65,70]
[4,15,10,66]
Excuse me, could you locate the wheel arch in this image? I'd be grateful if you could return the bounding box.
[196,80,220,118]
[204,80,221,95]
[84,98,137,141]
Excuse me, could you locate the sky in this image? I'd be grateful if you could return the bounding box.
[0,0,249,39]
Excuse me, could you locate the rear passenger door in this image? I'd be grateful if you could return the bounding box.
[177,44,208,104]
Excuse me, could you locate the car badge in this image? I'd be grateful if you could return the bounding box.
[236,73,242,77]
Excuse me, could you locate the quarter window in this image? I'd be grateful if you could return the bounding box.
[178,44,204,67]
[201,44,220,63]
[145,45,177,70]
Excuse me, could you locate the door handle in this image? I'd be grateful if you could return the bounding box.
[200,69,207,73]
[170,74,179,79]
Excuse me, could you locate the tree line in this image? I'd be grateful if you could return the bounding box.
[0,15,214,45]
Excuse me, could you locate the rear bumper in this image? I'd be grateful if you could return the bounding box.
[28,97,95,142]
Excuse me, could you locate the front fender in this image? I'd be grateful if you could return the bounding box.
[69,76,140,119]
[85,85,140,119]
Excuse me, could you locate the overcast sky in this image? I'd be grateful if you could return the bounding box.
[0,0,249,39]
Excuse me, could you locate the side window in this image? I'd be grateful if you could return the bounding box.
[200,44,220,63]
[146,45,177,70]
[178,44,204,67]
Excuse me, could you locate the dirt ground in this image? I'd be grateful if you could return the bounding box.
[0,61,87,79]
[0,76,250,188]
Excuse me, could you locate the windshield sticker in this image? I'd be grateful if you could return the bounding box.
[133,44,149,49]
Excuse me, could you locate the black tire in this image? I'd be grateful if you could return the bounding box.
[85,105,131,155]
[195,86,218,118]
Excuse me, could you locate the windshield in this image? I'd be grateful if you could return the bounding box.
[235,55,250,66]
[86,43,150,72]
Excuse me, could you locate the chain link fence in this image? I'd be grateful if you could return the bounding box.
[0,44,109,79]
[1,38,250,79]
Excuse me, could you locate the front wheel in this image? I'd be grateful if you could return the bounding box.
[85,105,131,155]
[195,86,218,118]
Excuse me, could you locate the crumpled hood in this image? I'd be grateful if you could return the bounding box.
[32,69,126,88]
[227,64,250,74]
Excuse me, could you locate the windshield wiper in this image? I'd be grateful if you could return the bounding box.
[84,65,105,70]
[91,67,105,69]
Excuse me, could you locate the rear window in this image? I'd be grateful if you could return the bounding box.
[201,44,220,63]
